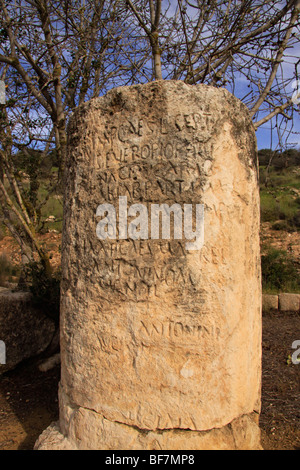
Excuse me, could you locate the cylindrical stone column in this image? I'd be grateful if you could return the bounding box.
[35,81,262,450]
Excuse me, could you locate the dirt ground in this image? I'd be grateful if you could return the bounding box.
[0,359,59,450]
[0,310,299,450]
[0,232,62,271]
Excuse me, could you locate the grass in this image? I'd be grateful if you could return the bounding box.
[259,166,300,230]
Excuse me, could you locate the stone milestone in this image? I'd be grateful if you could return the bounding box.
[35,80,262,450]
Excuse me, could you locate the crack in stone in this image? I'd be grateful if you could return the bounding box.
[76,402,258,438]
[76,403,205,434]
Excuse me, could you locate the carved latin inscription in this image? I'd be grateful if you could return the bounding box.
[57,82,261,443]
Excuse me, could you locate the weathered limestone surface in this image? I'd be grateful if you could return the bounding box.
[35,81,262,450]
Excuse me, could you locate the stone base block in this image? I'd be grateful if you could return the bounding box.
[262,294,279,312]
[35,411,261,450]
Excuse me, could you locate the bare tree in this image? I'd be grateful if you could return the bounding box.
[0,0,299,272]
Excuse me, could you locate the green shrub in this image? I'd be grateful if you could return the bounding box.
[261,247,300,293]
[23,261,60,326]
[260,192,279,222]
